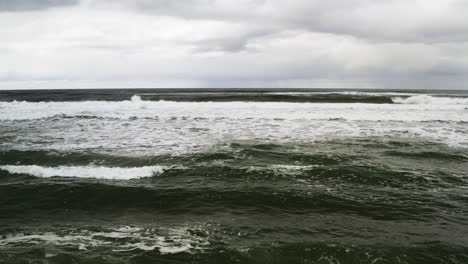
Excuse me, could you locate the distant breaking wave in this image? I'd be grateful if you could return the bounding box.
[392,95,468,105]
[0,95,466,122]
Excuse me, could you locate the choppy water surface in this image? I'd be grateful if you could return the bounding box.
[0,89,467,263]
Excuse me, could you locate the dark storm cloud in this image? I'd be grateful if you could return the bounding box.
[0,0,78,12]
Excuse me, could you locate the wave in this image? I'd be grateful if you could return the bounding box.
[1,95,467,122]
[3,89,465,103]
[0,90,416,103]
[1,233,466,264]
[384,150,468,161]
[0,150,175,167]
[0,165,166,180]
[267,91,420,97]
[0,180,447,221]
[0,161,432,187]
[1,139,467,178]
[1,230,466,263]
[393,95,468,105]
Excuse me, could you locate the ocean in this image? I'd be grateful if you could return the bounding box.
[0,89,467,263]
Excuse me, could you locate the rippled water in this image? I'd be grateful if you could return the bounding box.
[0,89,467,263]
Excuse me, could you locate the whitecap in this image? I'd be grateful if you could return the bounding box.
[0,165,166,180]
[1,97,467,121]
[393,95,468,105]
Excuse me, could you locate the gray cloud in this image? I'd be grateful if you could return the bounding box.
[86,0,468,43]
[0,0,77,12]
[0,0,467,89]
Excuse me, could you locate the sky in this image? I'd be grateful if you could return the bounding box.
[0,0,467,89]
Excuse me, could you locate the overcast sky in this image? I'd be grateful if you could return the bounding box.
[1,0,467,89]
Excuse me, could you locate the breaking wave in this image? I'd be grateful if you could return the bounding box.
[0,165,166,180]
[0,94,467,122]
[392,95,468,105]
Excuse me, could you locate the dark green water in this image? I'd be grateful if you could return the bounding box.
[0,89,467,263]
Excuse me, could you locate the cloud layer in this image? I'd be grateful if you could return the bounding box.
[0,0,467,89]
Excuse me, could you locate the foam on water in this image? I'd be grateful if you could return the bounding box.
[0,95,467,155]
[246,165,319,176]
[0,95,467,121]
[0,226,210,254]
[0,165,166,180]
[1,116,467,154]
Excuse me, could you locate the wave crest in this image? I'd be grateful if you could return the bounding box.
[393,95,468,105]
[1,97,467,121]
[130,95,143,102]
[0,165,166,180]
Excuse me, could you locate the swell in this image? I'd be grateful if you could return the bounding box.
[0,182,453,222]
[188,244,468,264]
[1,141,467,223]
[0,150,172,167]
[193,244,468,264]
[0,233,466,264]
[0,90,397,103]
[137,94,397,104]
[2,94,467,105]
[1,141,467,187]
[2,162,463,189]
[385,150,468,161]
[1,89,467,104]
[0,146,349,169]
[0,243,467,264]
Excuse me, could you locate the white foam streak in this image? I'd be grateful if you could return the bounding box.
[0,165,166,180]
[0,226,210,254]
[247,165,318,175]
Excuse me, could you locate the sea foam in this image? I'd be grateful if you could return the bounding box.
[0,165,166,180]
[0,95,467,122]
[1,95,467,153]
[0,225,210,254]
